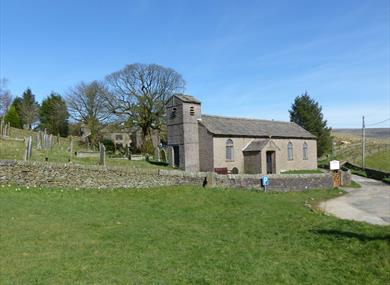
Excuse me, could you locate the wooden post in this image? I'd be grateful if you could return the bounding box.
[99,143,106,166]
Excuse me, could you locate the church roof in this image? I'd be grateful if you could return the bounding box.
[242,139,270,152]
[199,115,316,139]
[173,94,201,104]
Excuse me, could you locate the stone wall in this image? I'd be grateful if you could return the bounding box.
[0,160,344,191]
[160,169,337,191]
[212,173,333,192]
[0,160,203,189]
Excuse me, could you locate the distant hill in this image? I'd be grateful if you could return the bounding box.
[332,128,390,139]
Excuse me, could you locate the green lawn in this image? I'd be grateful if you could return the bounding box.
[1,186,389,284]
[363,150,390,172]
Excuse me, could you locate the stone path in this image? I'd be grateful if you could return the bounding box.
[319,175,390,225]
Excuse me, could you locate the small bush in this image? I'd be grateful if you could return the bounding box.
[101,139,115,153]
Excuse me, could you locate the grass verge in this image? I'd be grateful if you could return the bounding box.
[1,185,389,284]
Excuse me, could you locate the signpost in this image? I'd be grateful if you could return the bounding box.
[261,176,269,192]
[330,160,341,187]
[329,160,340,171]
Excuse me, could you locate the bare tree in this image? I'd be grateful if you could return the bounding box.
[66,81,110,146]
[105,63,185,147]
[0,78,13,116]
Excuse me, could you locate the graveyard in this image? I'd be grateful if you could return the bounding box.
[0,124,167,170]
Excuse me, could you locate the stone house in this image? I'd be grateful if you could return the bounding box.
[166,94,317,174]
[100,125,132,149]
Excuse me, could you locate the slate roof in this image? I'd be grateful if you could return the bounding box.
[173,94,201,104]
[199,115,316,139]
[243,139,269,152]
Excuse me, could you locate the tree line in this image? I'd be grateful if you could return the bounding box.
[0,63,185,151]
[0,64,331,156]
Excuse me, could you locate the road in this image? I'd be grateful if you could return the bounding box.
[319,175,390,225]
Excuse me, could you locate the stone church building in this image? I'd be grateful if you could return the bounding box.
[166,94,317,174]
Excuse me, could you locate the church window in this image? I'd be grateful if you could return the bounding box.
[226,139,234,161]
[190,106,195,116]
[303,142,308,160]
[288,142,293,160]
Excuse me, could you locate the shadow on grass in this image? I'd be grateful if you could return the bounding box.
[311,229,390,242]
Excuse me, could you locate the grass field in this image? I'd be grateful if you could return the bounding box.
[359,150,390,172]
[1,186,389,284]
[321,132,390,172]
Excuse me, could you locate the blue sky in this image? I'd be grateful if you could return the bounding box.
[1,0,389,128]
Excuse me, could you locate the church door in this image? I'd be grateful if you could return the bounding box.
[173,145,180,167]
[266,151,276,174]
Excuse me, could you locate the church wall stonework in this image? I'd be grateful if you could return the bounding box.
[198,123,214,171]
[166,95,317,174]
[213,137,317,174]
[166,96,201,171]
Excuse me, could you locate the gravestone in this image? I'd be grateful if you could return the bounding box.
[69,136,74,160]
[0,119,4,137]
[49,134,53,149]
[24,136,33,161]
[99,143,106,166]
[36,131,42,149]
[154,146,161,161]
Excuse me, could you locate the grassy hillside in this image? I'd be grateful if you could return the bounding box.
[323,131,390,172]
[360,150,390,172]
[332,128,390,139]
[1,185,389,284]
[0,127,168,170]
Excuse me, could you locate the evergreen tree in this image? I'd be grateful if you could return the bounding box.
[4,105,21,128]
[18,88,39,129]
[39,93,69,136]
[10,97,23,128]
[289,92,332,157]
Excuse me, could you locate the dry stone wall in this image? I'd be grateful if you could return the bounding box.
[159,170,337,191]
[0,160,203,189]
[213,173,333,191]
[0,160,341,191]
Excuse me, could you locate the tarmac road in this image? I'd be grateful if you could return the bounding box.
[319,175,390,225]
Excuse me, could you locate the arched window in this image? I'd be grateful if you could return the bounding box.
[287,142,293,160]
[303,142,308,160]
[226,139,234,161]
